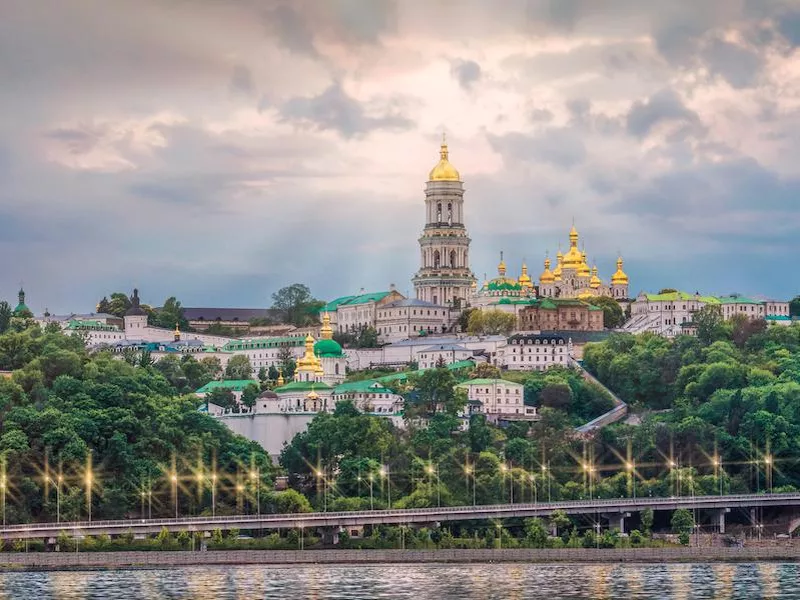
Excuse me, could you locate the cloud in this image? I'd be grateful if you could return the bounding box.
[229,65,255,96]
[451,59,482,89]
[488,128,587,169]
[702,38,763,88]
[777,9,800,46]
[280,82,413,137]
[263,4,319,57]
[626,89,702,139]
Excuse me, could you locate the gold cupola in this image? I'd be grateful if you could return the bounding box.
[174,323,181,342]
[562,224,584,269]
[296,333,322,377]
[590,265,602,289]
[611,256,629,285]
[519,262,533,289]
[578,249,591,277]
[320,312,333,340]
[428,134,460,182]
[277,369,285,386]
[553,249,563,281]
[540,257,555,284]
[497,251,507,277]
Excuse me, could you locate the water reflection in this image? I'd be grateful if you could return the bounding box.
[0,562,795,599]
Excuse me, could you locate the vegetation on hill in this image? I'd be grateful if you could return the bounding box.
[0,325,271,523]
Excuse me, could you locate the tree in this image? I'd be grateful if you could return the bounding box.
[671,508,694,545]
[277,344,296,379]
[241,383,260,410]
[524,517,548,548]
[730,315,767,349]
[539,383,573,411]
[468,414,491,452]
[357,326,379,348]
[206,388,235,411]
[694,305,724,345]
[0,302,11,334]
[640,507,654,535]
[271,284,324,326]
[470,362,501,379]
[790,295,800,318]
[458,308,476,333]
[415,368,464,415]
[267,365,280,381]
[149,296,189,331]
[225,355,253,380]
[549,509,571,537]
[585,296,625,329]
[467,309,516,336]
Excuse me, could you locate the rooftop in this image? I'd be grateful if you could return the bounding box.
[273,380,333,393]
[381,298,441,309]
[196,380,258,394]
[333,380,395,394]
[183,307,278,321]
[458,378,523,387]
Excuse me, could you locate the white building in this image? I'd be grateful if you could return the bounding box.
[322,289,405,333]
[375,298,452,343]
[505,333,569,371]
[417,343,474,369]
[457,378,538,422]
[623,291,791,337]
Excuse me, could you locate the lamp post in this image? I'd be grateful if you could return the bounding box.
[0,475,6,527]
[368,474,374,510]
[426,464,440,507]
[542,464,551,503]
[171,473,178,519]
[316,469,327,512]
[54,475,62,524]
[211,474,217,517]
[380,466,391,508]
[86,471,93,522]
[236,484,245,514]
[250,469,260,516]
[465,466,476,506]
[626,461,636,499]
[529,474,537,504]
[764,455,773,494]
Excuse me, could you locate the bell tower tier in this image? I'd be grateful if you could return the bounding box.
[411,138,476,308]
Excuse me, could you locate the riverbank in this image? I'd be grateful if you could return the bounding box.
[1,547,799,569]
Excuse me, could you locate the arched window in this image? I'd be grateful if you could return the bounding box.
[449,250,457,268]
[436,203,442,222]
[447,203,452,224]
[433,250,441,268]
[335,363,339,375]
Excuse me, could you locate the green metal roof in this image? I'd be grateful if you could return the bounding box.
[375,358,476,384]
[340,291,392,306]
[196,380,258,393]
[319,295,356,313]
[458,378,521,387]
[333,380,394,394]
[717,295,761,305]
[273,380,333,393]
[766,315,791,321]
[222,336,305,351]
[66,319,119,331]
[645,291,721,303]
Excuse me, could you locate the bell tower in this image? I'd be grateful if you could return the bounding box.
[411,136,476,308]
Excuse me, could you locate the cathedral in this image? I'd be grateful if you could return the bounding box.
[410,138,629,312]
[411,136,477,308]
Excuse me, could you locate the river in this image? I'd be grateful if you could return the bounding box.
[0,563,797,599]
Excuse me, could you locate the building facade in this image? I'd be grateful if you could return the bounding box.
[412,138,477,308]
[375,298,452,343]
[517,298,604,332]
[457,378,538,421]
[326,289,405,333]
[505,333,569,371]
[416,343,474,369]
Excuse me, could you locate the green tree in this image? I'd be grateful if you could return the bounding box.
[640,507,654,535]
[694,305,724,345]
[225,355,253,380]
[789,296,800,318]
[468,414,491,453]
[523,517,548,548]
[585,296,625,329]
[549,509,571,537]
[467,309,516,336]
[357,326,379,348]
[671,508,694,544]
[271,284,323,326]
[241,383,260,410]
[0,302,11,334]
[415,368,464,415]
[149,296,189,331]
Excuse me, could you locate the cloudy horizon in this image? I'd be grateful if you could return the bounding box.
[2,0,800,313]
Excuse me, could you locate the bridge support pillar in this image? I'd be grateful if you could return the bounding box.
[601,512,630,533]
[715,508,730,534]
[320,527,339,545]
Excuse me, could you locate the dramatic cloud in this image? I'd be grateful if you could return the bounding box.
[2,0,800,312]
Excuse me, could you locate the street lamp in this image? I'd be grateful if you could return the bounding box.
[316,469,327,512]
[465,466,476,506]
[626,461,636,499]
[250,469,260,516]
[85,471,93,522]
[426,464,440,507]
[542,464,551,503]
[368,474,374,510]
[380,466,391,508]
[529,474,537,504]
[0,475,6,527]
[764,455,773,494]
[211,474,217,517]
[171,473,178,519]
[236,484,245,514]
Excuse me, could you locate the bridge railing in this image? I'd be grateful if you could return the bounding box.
[0,492,793,533]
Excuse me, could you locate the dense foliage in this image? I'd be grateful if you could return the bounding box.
[0,326,271,524]
[584,320,800,493]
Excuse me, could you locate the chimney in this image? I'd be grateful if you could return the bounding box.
[389,283,396,292]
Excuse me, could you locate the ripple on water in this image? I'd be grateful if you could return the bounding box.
[0,562,797,600]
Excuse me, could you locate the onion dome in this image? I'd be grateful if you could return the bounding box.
[562,225,584,269]
[296,334,320,371]
[497,251,507,277]
[611,256,629,285]
[13,288,30,316]
[590,265,602,289]
[277,369,285,386]
[552,251,563,281]
[540,257,555,284]
[428,135,460,182]
[519,262,533,289]
[314,313,343,357]
[578,251,591,277]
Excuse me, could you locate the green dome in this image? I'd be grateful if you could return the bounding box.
[314,339,344,358]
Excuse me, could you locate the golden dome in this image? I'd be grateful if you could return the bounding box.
[577,290,594,300]
[428,135,460,182]
[577,251,591,277]
[552,251,563,281]
[277,369,284,386]
[562,225,584,269]
[320,312,333,340]
[296,334,320,371]
[590,265,602,289]
[540,257,555,284]
[497,251,507,277]
[307,390,319,401]
[519,262,533,288]
[611,256,629,285]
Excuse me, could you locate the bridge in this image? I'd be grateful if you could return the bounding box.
[0,493,797,540]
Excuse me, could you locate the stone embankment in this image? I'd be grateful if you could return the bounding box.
[1,547,800,570]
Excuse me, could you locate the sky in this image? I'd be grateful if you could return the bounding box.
[2,0,800,313]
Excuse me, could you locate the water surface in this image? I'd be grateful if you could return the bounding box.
[0,562,797,599]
